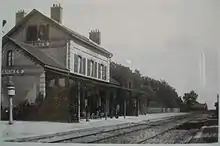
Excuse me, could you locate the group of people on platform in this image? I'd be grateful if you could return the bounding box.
[84,104,120,120]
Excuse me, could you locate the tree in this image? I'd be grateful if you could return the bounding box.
[183,90,198,111]
[110,62,133,87]
[110,62,181,109]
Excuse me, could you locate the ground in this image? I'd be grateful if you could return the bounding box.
[0,113,186,143]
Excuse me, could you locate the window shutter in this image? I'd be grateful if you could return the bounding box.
[94,62,97,78]
[101,65,104,79]
[87,59,90,76]
[98,63,101,79]
[38,25,46,40]
[12,51,14,66]
[103,66,107,80]
[74,54,78,73]
[45,24,49,40]
[92,62,95,77]
[79,56,82,74]
[83,58,86,75]
[7,50,13,67]
[91,61,94,77]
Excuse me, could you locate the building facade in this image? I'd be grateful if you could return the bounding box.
[1,4,151,122]
[1,4,112,108]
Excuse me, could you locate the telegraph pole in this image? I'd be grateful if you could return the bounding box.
[0,20,7,121]
[217,94,219,117]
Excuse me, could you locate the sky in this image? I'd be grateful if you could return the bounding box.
[0,0,219,109]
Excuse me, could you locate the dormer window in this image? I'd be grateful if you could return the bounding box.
[6,50,14,67]
[26,25,38,41]
[38,24,49,40]
[26,24,49,42]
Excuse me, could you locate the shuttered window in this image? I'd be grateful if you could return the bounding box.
[101,64,104,79]
[78,55,82,73]
[103,66,107,80]
[74,54,78,73]
[7,50,14,67]
[98,63,101,79]
[45,24,49,40]
[38,25,46,40]
[90,60,94,76]
[26,25,38,41]
[87,59,90,76]
[83,58,86,75]
[94,62,97,78]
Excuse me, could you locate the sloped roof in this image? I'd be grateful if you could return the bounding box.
[110,77,120,86]
[6,37,67,71]
[3,9,113,58]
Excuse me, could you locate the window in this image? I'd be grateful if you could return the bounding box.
[74,54,78,73]
[26,24,49,41]
[6,50,14,67]
[103,66,107,80]
[101,64,104,79]
[128,82,132,89]
[90,60,94,76]
[77,55,82,73]
[26,25,38,41]
[94,62,97,78]
[87,59,90,76]
[82,58,86,75]
[38,25,46,40]
[98,63,101,79]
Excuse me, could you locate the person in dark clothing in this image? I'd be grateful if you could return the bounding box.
[85,105,89,121]
[115,104,120,119]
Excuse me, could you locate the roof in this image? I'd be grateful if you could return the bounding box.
[110,77,120,86]
[191,103,207,109]
[6,37,67,71]
[3,9,113,58]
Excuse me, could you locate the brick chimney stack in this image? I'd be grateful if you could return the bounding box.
[16,10,26,24]
[89,29,101,45]
[50,4,63,23]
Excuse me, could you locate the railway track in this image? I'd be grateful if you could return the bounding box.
[99,115,195,144]
[7,113,208,144]
[136,114,210,144]
[60,114,192,143]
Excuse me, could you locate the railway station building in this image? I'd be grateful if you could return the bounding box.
[1,4,150,122]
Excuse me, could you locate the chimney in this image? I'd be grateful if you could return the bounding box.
[16,10,26,24]
[89,29,101,45]
[50,4,63,23]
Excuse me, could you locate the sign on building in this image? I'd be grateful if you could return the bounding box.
[1,69,24,76]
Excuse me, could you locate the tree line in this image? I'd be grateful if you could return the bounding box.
[110,62,182,109]
[110,62,205,111]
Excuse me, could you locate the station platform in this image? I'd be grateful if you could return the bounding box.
[1,112,187,143]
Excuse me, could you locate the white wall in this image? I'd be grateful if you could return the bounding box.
[69,40,110,82]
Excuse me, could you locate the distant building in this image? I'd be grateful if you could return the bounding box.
[191,102,208,111]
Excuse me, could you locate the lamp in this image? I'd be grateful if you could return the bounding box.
[7,79,15,125]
